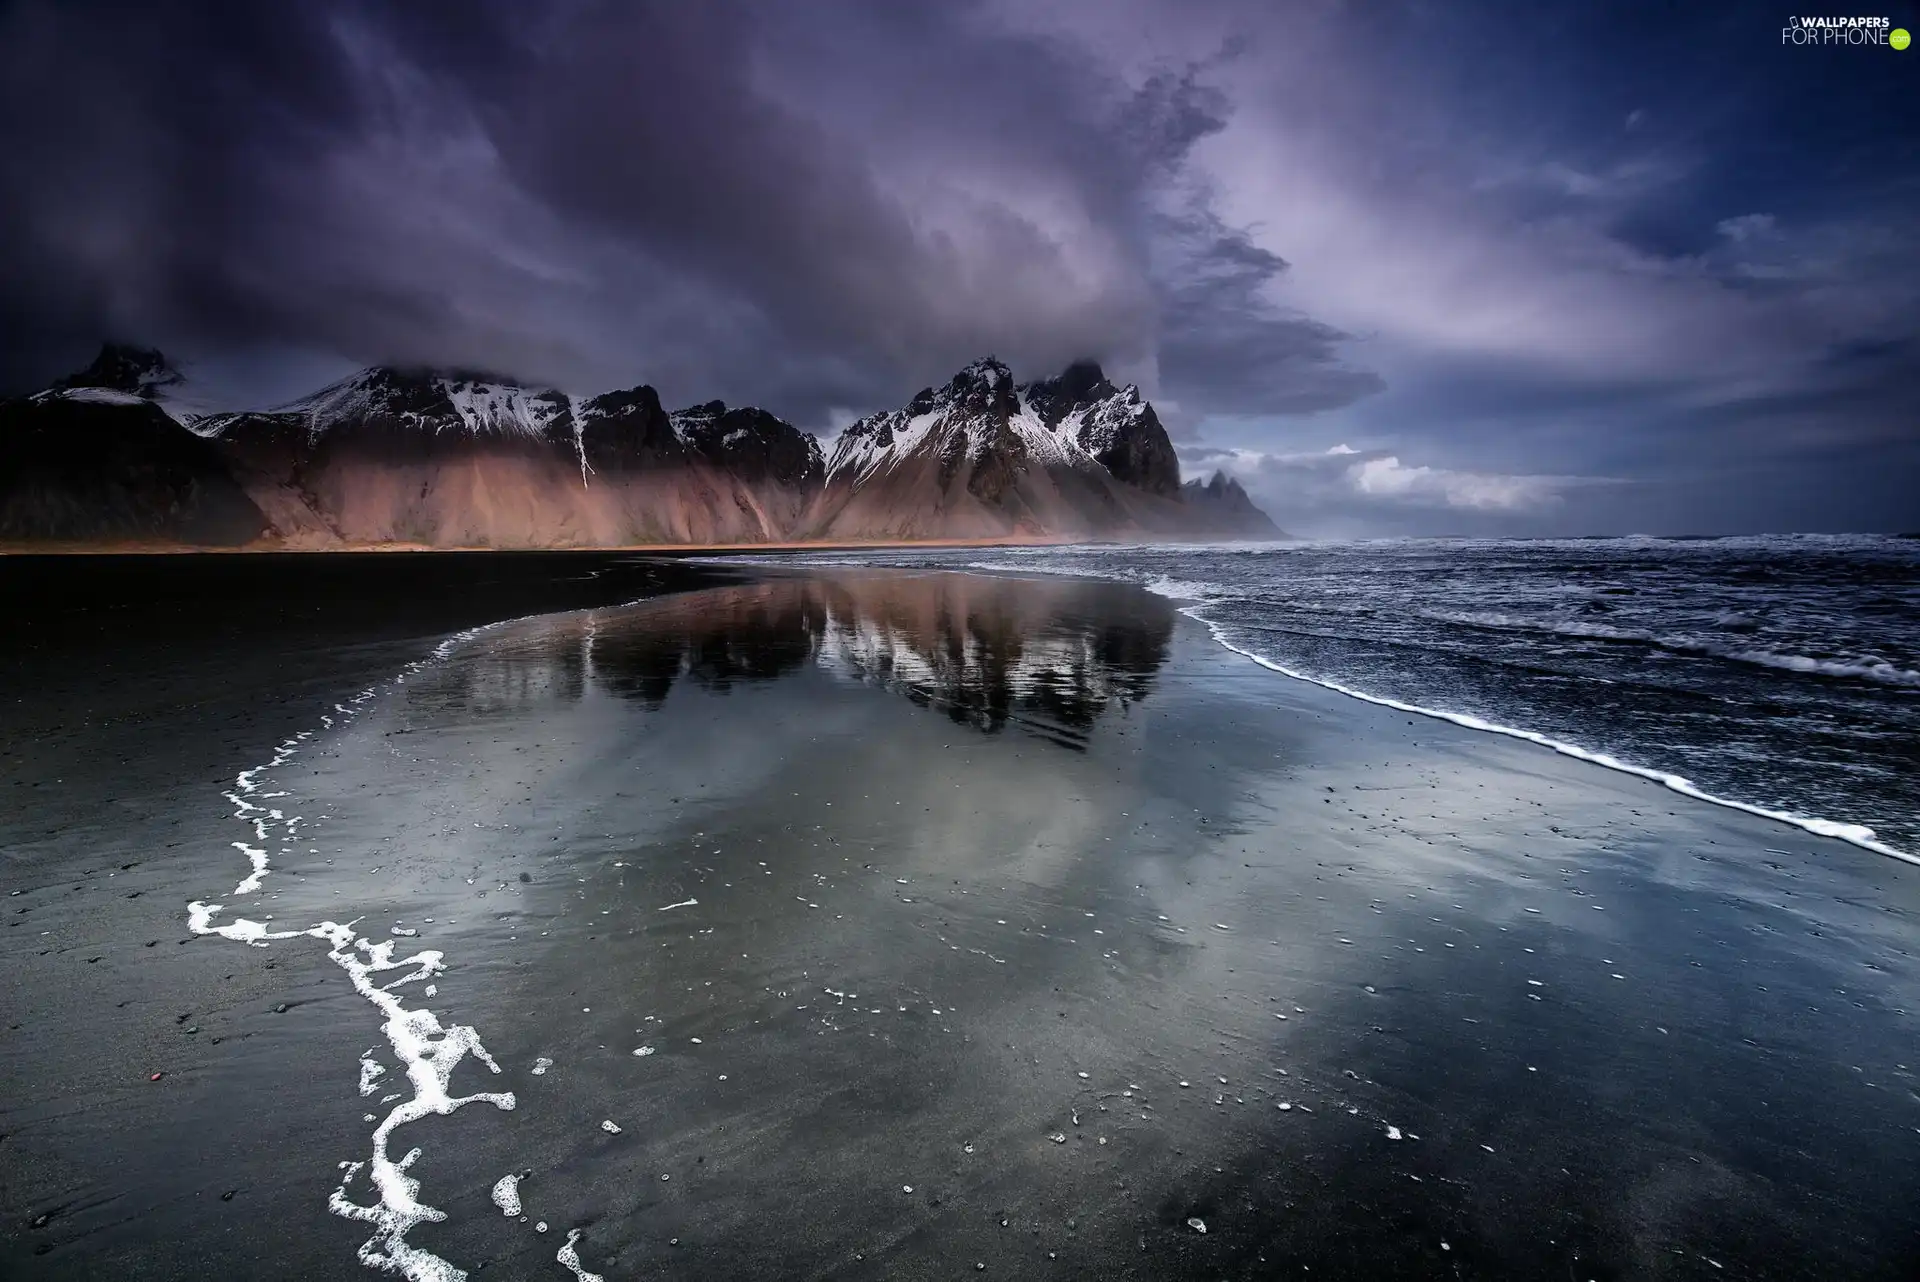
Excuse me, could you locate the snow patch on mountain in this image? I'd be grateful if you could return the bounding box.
[34,344,206,427]
[442,379,571,438]
[12,344,1280,544]
[566,394,593,486]
[266,369,574,440]
[829,406,945,486]
[33,386,152,410]
[1057,386,1152,457]
[825,359,1112,488]
[275,373,434,437]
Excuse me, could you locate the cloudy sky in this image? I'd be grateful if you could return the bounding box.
[2,0,1915,534]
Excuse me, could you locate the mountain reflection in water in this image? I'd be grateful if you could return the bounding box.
[437,570,1176,749]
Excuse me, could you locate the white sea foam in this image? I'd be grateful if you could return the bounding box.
[557,1229,606,1282]
[185,609,609,1281]
[232,842,270,895]
[951,558,1241,608]
[1137,574,1229,602]
[934,553,1919,690]
[1187,610,1919,867]
[490,1173,522,1217]
[191,902,516,1280]
[1723,648,1920,687]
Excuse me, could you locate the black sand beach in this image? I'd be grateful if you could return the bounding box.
[4,559,1918,1279]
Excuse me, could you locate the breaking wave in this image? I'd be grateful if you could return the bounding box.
[1184,611,1917,867]
[1428,610,1920,687]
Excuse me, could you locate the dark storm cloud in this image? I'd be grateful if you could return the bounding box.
[1164,0,1920,532]
[5,0,1914,533]
[0,0,1383,425]
[465,1,1138,394]
[1155,207,1384,417]
[0,2,364,373]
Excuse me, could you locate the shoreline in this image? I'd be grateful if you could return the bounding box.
[5,565,1917,1278]
[767,550,1920,871]
[1190,611,1920,867]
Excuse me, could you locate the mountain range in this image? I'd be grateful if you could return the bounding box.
[0,344,1283,547]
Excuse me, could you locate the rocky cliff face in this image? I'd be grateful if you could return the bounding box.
[810,357,1225,540]
[0,393,266,544]
[670,401,825,488]
[49,343,186,401]
[1019,360,1180,497]
[1,345,1285,547]
[195,366,827,547]
[810,358,1128,540]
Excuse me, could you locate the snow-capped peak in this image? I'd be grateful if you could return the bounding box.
[669,400,826,486]
[51,343,184,399]
[958,357,1011,389]
[31,344,199,425]
[269,367,570,439]
[825,356,1109,487]
[1049,383,1149,454]
[441,376,571,437]
[943,357,1019,415]
[667,399,739,443]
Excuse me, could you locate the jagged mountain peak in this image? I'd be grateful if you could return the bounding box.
[819,354,1176,540]
[955,355,1013,386]
[5,341,1283,546]
[1055,358,1109,389]
[1180,469,1283,537]
[52,343,185,398]
[32,343,200,426]
[578,383,665,420]
[811,352,1286,540]
[674,399,731,422]
[317,364,557,400]
[895,356,1020,421]
[1191,470,1255,499]
[671,399,791,434]
[1012,360,1175,498]
[1020,359,1118,424]
[267,364,571,439]
[671,401,825,487]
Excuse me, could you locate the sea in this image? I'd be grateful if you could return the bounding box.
[753,534,1920,861]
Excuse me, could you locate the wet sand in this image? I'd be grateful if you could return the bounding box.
[4,564,1918,1279]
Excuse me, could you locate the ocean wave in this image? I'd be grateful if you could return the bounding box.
[1187,609,1918,868]
[1136,574,1233,602]
[952,559,1238,604]
[1426,610,1920,687]
[1723,648,1920,686]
